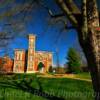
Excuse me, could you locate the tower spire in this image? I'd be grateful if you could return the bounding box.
[27,34,36,73]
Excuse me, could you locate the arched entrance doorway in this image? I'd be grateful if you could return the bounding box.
[37,62,45,73]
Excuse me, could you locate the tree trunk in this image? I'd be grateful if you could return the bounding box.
[84,47,100,100]
[78,28,100,99]
[77,0,100,99]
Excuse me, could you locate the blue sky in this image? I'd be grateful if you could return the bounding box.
[0,0,83,66]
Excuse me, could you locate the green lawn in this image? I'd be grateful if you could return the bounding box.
[0,74,94,100]
[74,72,91,80]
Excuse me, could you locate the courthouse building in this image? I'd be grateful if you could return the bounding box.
[13,34,53,73]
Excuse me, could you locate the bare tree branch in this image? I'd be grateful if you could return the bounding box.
[48,9,64,18]
[65,0,81,14]
[55,0,78,27]
[81,0,88,41]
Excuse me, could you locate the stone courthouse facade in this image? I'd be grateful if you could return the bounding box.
[13,34,53,73]
[0,55,13,73]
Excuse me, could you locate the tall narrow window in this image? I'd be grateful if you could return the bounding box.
[30,56,33,61]
[18,52,22,60]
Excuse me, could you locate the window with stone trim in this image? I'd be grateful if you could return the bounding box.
[16,52,22,60]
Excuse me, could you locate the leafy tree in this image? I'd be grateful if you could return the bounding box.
[67,48,82,73]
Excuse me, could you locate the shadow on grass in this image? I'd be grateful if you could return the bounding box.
[0,75,65,100]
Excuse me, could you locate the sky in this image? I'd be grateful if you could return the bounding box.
[0,0,88,66]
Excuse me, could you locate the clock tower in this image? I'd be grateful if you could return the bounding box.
[27,34,36,73]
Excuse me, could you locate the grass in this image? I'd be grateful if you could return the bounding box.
[74,72,91,80]
[0,73,94,100]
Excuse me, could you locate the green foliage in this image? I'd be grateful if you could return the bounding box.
[67,48,82,73]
